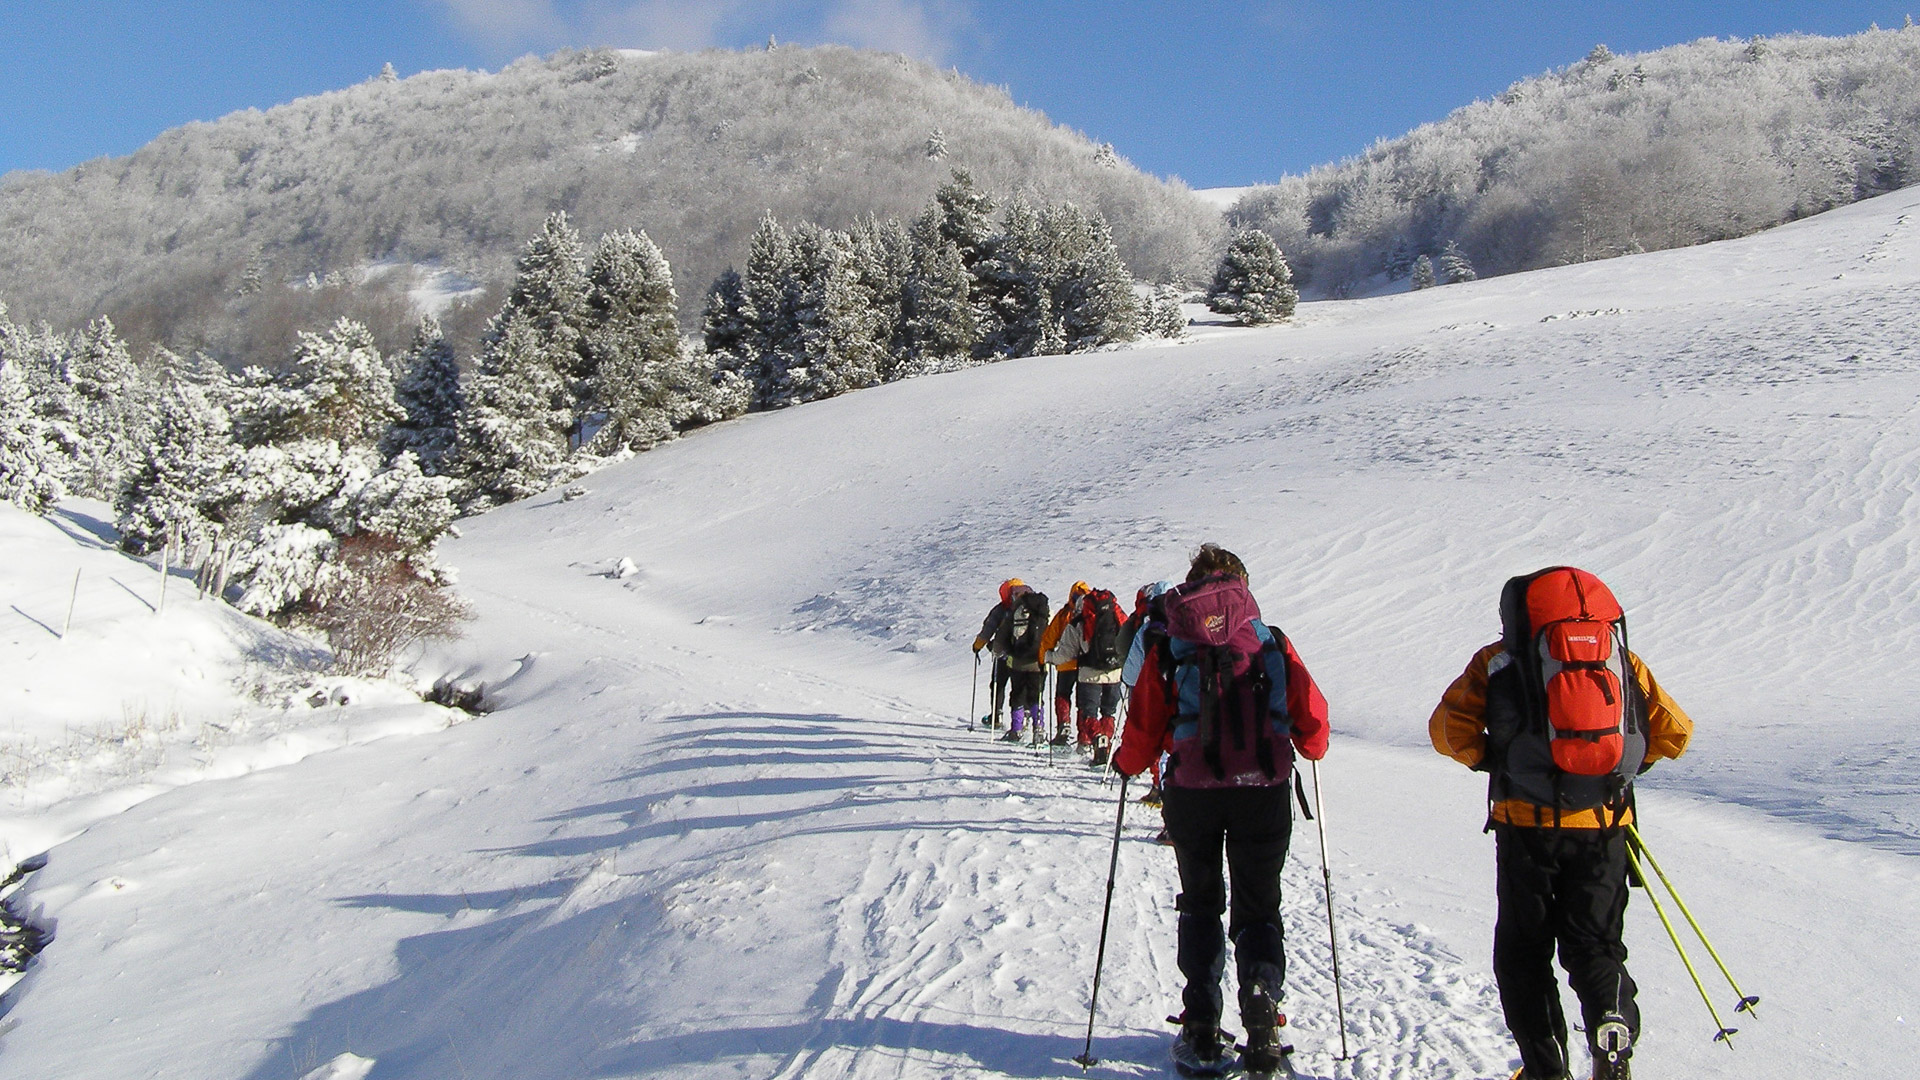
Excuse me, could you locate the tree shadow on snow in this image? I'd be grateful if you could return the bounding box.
[244,887,1155,1080]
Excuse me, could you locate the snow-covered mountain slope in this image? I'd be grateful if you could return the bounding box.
[6,187,1920,1079]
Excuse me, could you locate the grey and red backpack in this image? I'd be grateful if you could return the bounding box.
[1485,566,1648,818]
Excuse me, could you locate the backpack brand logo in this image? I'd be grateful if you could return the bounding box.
[1203,615,1226,633]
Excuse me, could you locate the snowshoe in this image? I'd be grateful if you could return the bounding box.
[1090,737,1111,767]
[1050,729,1071,747]
[1155,826,1175,846]
[1590,1013,1631,1080]
[1170,1021,1233,1077]
[1237,994,1294,1078]
[998,728,1024,743]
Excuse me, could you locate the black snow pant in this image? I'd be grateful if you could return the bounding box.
[1493,824,1640,1079]
[1162,784,1293,1030]
[1007,667,1043,711]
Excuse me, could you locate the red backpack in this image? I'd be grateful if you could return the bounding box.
[1492,567,1648,810]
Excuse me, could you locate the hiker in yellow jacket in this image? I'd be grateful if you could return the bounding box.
[1430,567,1692,1080]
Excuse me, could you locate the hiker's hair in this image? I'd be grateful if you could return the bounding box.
[1186,543,1248,583]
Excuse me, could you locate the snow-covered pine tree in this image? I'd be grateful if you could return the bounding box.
[1439,240,1478,284]
[64,317,148,499]
[1046,203,1142,351]
[930,169,997,286]
[383,314,464,475]
[584,228,722,452]
[898,213,978,375]
[848,214,912,381]
[236,317,402,450]
[739,212,802,407]
[925,127,949,160]
[494,211,593,444]
[455,314,573,506]
[701,267,750,369]
[0,352,65,514]
[778,223,885,404]
[114,373,237,555]
[974,197,1060,358]
[1206,229,1298,325]
[1411,254,1437,290]
[1145,284,1187,338]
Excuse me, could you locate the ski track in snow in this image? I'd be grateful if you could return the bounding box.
[7,189,1920,1078]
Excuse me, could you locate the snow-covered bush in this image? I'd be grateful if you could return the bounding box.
[303,534,472,676]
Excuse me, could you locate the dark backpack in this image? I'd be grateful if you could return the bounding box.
[1080,589,1125,670]
[1487,566,1648,813]
[1161,575,1291,787]
[996,590,1050,662]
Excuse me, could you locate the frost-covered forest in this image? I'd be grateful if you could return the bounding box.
[0,174,1180,668]
[1229,27,1920,294]
[0,45,1219,364]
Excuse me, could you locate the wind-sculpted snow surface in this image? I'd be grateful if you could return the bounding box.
[5,190,1920,1077]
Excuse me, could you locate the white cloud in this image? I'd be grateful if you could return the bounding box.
[434,0,968,60]
[822,0,965,61]
[435,0,568,49]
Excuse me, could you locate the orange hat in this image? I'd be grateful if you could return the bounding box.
[1000,578,1026,604]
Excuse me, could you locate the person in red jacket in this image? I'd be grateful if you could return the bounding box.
[1114,544,1328,1078]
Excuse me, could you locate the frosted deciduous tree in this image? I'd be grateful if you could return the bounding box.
[1206,230,1298,324]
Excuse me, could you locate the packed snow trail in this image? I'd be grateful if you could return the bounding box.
[6,189,1920,1077]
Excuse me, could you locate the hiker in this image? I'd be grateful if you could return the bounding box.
[976,580,1050,742]
[971,579,1024,727]
[1122,580,1176,828]
[1044,582,1130,765]
[1039,581,1091,746]
[1429,566,1693,1080]
[1114,544,1329,1077]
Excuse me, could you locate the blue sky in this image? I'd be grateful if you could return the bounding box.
[2,1,1913,187]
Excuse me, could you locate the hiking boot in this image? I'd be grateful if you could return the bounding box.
[998,728,1023,742]
[1050,728,1071,747]
[1170,1021,1228,1077]
[1090,738,1111,767]
[1139,784,1164,807]
[1155,826,1174,846]
[1507,1069,1572,1080]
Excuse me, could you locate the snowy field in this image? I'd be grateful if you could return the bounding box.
[5,186,1920,1078]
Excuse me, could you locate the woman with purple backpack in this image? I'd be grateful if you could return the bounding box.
[1113,544,1329,1077]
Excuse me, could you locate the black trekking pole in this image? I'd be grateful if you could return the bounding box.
[969,652,980,732]
[1309,760,1351,1061]
[1076,773,1130,1069]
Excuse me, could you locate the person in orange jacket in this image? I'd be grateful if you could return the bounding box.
[1113,544,1328,1077]
[1429,566,1692,1080]
[1038,580,1091,746]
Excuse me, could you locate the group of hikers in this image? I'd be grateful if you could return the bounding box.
[970,544,1694,1080]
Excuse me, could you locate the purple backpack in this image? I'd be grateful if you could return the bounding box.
[1161,575,1290,788]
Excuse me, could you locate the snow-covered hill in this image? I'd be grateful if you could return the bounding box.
[5,186,1920,1078]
